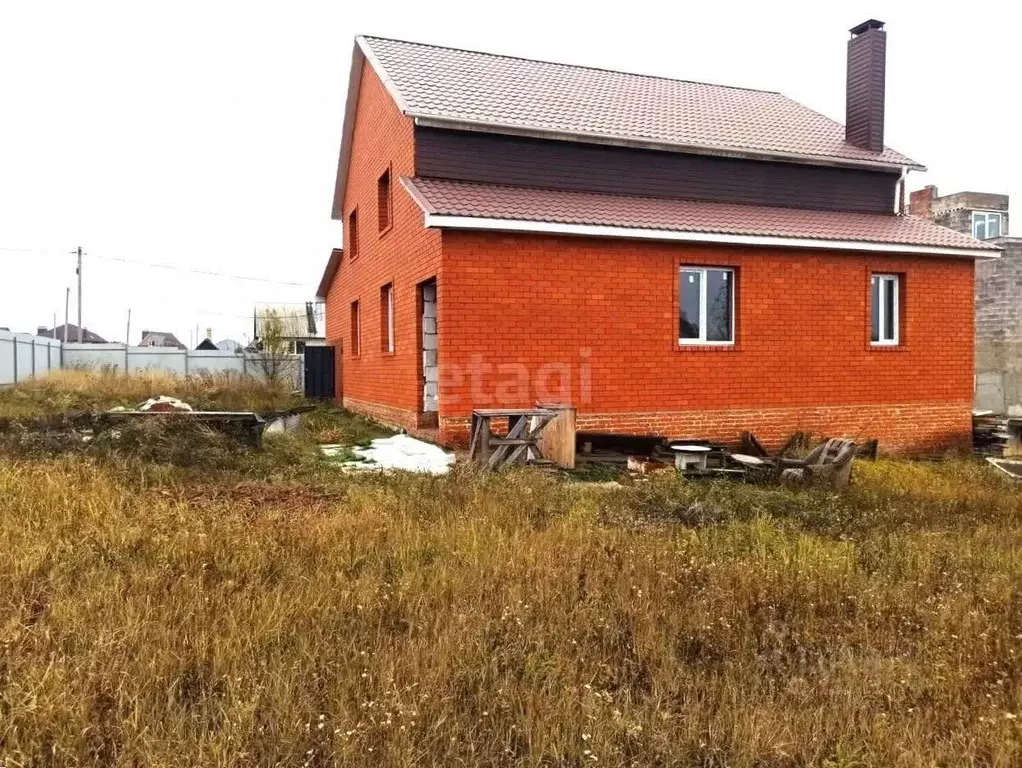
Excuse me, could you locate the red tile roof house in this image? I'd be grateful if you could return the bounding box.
[318,20,998,453]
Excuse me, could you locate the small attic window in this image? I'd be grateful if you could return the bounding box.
[378,169,392,232]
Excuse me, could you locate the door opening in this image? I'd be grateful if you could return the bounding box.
[420,279,438,414]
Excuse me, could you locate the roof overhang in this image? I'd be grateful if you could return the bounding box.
[331,41,367,220]
[422,213,999,260]
[316,248,344,299]
[413,116,926,174]
[333,37,414,220]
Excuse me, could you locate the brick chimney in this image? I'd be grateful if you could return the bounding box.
[846,19,887,153]
[909,185,937,219]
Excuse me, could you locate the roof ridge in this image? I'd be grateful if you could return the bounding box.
[360,35,781,95]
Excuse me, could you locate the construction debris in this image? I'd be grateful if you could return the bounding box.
[323,434,456,474]
[973,411,1013,456]
[987,457,1022,481]
[136,396,194,412]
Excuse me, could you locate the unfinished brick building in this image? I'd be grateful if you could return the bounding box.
[319,21,997,451]
[911,186,1020,415]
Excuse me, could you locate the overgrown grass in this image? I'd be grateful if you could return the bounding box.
[0,371,396,475]
[2,452,1021,766]
[301,404,394,447]
[0,368,302,420]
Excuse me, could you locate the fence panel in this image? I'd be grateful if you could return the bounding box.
[187,351,247,377]
[2,336,303,388]
[0,330,62,384]
[0,331,14,384]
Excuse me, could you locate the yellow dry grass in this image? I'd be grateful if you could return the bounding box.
[1,453,1021,766]
[0,369,301,420]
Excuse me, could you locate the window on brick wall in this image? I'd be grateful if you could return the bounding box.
[380,283,394,353]
[350,300,361,356]
[972,211,1003,240]
[348,209,359,258]
[679,266,734,345]
[378,169,392,232]
[870,274,900,345]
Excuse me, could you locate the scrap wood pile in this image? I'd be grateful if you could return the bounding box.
[574,429,873,490]
[973,410,1012,456]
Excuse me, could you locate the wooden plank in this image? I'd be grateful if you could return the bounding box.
[506,442,533,464]
[468,413,482,460]
[472,408,557,418]
[479,415,491,466]
[535,403,576,469]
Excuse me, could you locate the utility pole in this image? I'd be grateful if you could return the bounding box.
[126,309,132,345]
[75,246,83,342]
[64,288,70,343]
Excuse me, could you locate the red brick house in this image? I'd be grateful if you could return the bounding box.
[319,21,998,451]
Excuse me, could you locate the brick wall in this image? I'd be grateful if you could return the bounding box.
[930,191,1010,238]
[438,231,975,452]
[909,185,936,218]
[976,238,1022,414]
[909,188,1010,238]
[324,61,442,430]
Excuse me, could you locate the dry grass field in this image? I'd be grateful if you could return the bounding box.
[1,373,1021,766]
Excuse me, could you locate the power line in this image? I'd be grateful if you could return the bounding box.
[0,246,311,287]
[0,246,70,255]
[91,252,308,286]
[194,309,318,320]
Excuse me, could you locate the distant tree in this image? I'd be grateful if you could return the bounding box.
[251,309,300,386]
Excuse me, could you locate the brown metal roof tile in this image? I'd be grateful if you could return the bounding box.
[362,36,921,169]
[403,177,998,253]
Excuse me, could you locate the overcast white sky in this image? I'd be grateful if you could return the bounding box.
[1,1,1018,345]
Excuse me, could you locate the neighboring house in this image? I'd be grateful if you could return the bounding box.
[910,186,1009,241]
[252,304,324,354]
[911,186,1021,415]
[216,339,243,353]
[139,330,186,349]
[195,338,219,351]
[36,324,107,343]
[319,21,997,452]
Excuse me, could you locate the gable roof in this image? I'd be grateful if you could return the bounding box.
[37,324,107,343]
[333,35,923,218]
[402,177,999,259]
[316,248,343,299]
[216,339,243,352]
[140,330,185,349]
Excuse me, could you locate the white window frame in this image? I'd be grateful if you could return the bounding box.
[972,211,1003,240]
[384,284,395,353]
[679,266,735,346]
[871,274,900,346]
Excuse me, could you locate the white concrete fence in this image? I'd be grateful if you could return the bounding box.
[0,330,62,384]
[0,330,302,389]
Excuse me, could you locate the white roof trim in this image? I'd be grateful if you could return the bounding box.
[414,116,926,173]
[356,35,410,114]
[423,214,999,259]
[332,37,420,220]
[330,43,366,220]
